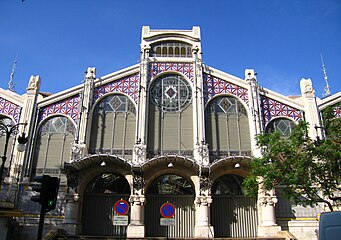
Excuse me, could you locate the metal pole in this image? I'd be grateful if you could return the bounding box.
[0,131,10,182]
[37,205,46,240]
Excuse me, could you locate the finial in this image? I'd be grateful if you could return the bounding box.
[320,54,331,97]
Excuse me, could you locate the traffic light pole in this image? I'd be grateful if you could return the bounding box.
[37,205,46,240]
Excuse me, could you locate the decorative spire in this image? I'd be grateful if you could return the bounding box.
[8,54,18,92]
[320,54,331,97]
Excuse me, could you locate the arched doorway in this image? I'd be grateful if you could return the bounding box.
[211,174,258,237]
[145,174,195,238]
[82,172,130,236]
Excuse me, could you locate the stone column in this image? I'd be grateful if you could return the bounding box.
[63,192,80,235]
[257,182,281,237]
[195,175,214,238]
[127,194,145,238]
[63,164,80,235]
[194,195,214,238]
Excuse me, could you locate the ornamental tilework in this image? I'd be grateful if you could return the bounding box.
[334,105,341,118]
[94,73,140,103]
[148,62,194,82]
[261,96,303,124]
[203,73,249,106]
[40,95,80,124]
[0,97,21,123]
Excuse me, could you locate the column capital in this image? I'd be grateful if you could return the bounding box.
[129,194,145,206]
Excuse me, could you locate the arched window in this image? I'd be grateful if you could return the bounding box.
[85,173,130,194]
[205,96,251,161]
[33,116,76,177]
[212,174,245,196]
[150,41,192,58]
[266,118,295,137]
[147,74,193,156]
[90,94,136,159]
[146,174,194,195]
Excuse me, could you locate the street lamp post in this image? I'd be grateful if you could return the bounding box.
[0,121,28,183]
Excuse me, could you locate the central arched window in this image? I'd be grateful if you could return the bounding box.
[205,96,251,161]
[90,94,136,159]
[150,74,192,112]
[147,74,193,157]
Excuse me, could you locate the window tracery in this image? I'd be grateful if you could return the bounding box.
[150,74,192,112]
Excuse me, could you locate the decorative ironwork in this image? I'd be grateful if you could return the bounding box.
[203,73,249,106]
[150,74,192,112]
[0,97,21,123]
[94,73,140,103]
[40,95,80,124]
[148,62,194,82]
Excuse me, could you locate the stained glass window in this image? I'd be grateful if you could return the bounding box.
[266,118,295,136]
[150,74,192,112]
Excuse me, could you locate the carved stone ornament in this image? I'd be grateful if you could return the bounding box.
[194,195,213,206]
[199,175,212,195]
[300,78,315,97]
[195,143,209,165]
[129,194,146,206]
[71,142,86,162]
[133,143,146,164]
[64,163,78,193]
[26,75,41,91]
[259,193,278,207]
[133,174,146,193]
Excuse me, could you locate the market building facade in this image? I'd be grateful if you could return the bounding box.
[0,26,340,239]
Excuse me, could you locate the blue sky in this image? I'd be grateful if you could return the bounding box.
[1,0,340,99]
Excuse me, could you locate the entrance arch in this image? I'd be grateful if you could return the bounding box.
[211,174,258,238]
[82,172,131,236]
[145,174,195,238]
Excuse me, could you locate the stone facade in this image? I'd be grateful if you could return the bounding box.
[0,26,340,239]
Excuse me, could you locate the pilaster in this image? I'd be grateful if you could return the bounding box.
[132,45,149,165]
[19,76,41,180]
[72,67,96,161]
[245,69,262,158]
[300,78,322,140]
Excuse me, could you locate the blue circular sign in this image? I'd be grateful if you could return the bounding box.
[114,199,129,215]
[160,202,175,218]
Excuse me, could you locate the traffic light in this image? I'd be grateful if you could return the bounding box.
[31,175,60,212]
[45,176,59,211]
